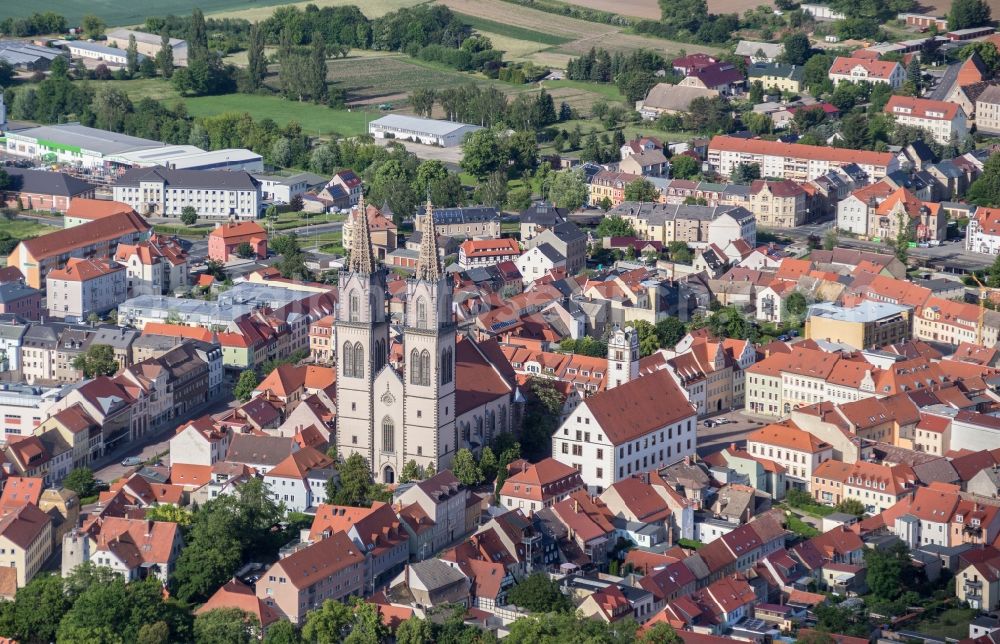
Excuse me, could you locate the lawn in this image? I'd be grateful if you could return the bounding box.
[451,12,574,46]
[786,514,819,538]
[542,80,626,102]
[185,94,371,136]
[0,218,59,240]
[912,607,977,640]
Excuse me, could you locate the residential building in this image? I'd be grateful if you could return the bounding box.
[914,296,1000,347]
[0,168,95,213]
[679,62,745,95]
[614,202,756,250]
[523,221,587,276]
[708,136,897,181]
[256,531,365,625]
[207,221,268,262]
[46,258,127,322]
[552,368,697,494]
[590,170,644,206]
[828,57,905,89]
[836,181,896,236]
[7,210,151,289]
[326,169,363,206]
[749,180,807,228]
[975,84,1000,135]
[619,150,669,177]
[516,244,566,283]
[170,416,230,467]
[0,503,52,590]
[747,423,833,490]
[341,203,397,261]
[520,203,568,241]
[62,198,136,228]
[499,458,586,514]
[309,315,334,364]
[884,95,969,145]
[966,206,1000,255]
[395,471,476,558]
[0,281,41,321]
[735,41,784,63]
[114,235,189,296]
[61,517,183,582]
[254,172,325,204]
[310,502,409,592]
[415,206,501,240]
[196,581,280,636]
[748,62,805,93]
[958,549,1000,611]
[112,166,261,220]
[804,301,912,350]
[457,238,521,269]
[811,460,915,513]
[263,447,336,512]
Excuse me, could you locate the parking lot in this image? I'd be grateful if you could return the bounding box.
[696,409,769,457]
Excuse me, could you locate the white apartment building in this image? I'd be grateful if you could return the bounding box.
[552,369,697,494]
[46,258,127,323]
[828,57,905,89]
[0,384,67,440]
[966,206,1000,255]
[708,135,897,182]
[112,166,261,220]
[747,423,833,490]
[884,96,968,145]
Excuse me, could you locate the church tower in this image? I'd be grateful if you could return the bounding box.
[335,194,390,466]
[401,199,456,475]
[607,324,639,389]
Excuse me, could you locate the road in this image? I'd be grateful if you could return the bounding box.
[696,409,768,457]
[93,394,239,485]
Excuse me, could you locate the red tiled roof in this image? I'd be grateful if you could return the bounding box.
[709,135,893,167]
[829,56,901,79]
[209,221,266,241]
[885,95,961,122]
[196,579,281,627]
[65,198,134,220]
[749,423,829,453]
[19,211,150,261]
[583,369,695,445]
[46,257,123,282]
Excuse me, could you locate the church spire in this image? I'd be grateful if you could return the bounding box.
[347,193,376,275]
[415,196,441,282]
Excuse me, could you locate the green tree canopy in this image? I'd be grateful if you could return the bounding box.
[233,370,259,401]
[670,154,700,180]
[452,448,483,486]
[62,468,97,498]
[624,178,660,202]
[72,344,119,378]
[181,206,198,225]
[507,573,573,613]
[596,215,636,238]
[194,608,258,644]
[547,169,588,211]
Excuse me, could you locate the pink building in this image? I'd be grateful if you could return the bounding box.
[256,531,364,625]
[207,222,268,263]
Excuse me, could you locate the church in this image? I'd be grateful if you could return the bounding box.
[335,197,519,484]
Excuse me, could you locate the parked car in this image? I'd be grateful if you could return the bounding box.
[121,456,142,467]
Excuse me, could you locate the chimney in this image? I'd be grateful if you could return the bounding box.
[574,499,579,513]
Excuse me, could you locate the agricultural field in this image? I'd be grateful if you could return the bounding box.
[208,0,423,22]
[561,0,660,20]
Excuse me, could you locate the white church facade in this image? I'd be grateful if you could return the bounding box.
[336,198,517,483]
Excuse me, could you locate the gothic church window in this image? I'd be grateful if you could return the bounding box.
[349,292,360,322]
[441,348,453,384]
[417,298,427,328]
[419,350,431,386]
[382,416,394,453]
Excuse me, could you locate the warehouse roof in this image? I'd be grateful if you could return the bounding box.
[370,114,482,137]
[8,124,164,156]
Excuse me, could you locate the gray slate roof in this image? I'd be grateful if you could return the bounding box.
[5,168,95,197]
[115,166,261,191]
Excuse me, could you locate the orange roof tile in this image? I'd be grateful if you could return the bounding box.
[709,135,893,167]
[748,423,829,453]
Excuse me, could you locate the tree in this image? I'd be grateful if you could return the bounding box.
[659,0,708,31]
[145,504,194,526]
[823,229,838,251]
[302,597,387,644]
[126,35,140,77]
[837,113,871,150]
[864,540,920,601]
[189,8,209,62]
[731,162,761,185]
[968,153,1000,207]
[638,623,683,644]
[246,22,267,93]
[547,169,588,211]
[72,344,119,378]
[262,620,303,644]
[479,446,499,482]
[233,369,259,401]
[781,32,811,66]
[62,467,97,498]
[410,88,436,118]
[656,317,687,348]
[138,621,172,644]
[802,53,834,94]
[180,206,198,226]
[835,498,866,516]
[960,41,1000,72]
[461,129,507,179]
[949,0,991,29]
[668,241,693,264]
[236,242,256,259]
[157,30,174,79]
[399,460,422,484]
[81,15,105,40]
[395,616,433,644]
[507,572,573,612]
[596,215,635,239]
[452,448,483,486]
[307,32,328,104]
[632,320,662,357]
[194,608,258,644]
[785,291,808,317]
[624,178,660,202]
[670,154,699,180]
[326,453,380,506]
[906,56,922,93]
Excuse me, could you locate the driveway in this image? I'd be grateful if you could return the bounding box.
[696,409,768,457]
[373,138,464,165]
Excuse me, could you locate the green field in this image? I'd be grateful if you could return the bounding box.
[0,219,59,240]
[0,0,284,26]
[452,12,574,46]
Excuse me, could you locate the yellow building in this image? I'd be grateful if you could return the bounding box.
[0,504,53,591]
[804,301,912,350]
[748,62,804,94]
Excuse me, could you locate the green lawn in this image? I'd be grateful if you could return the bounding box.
[185,95,371,137]
[912,607,977,640]
[787,514,820,538]
[0,0,294,26]
[542,80,626,102]
[0,219,59,239]
[452,12,574,46]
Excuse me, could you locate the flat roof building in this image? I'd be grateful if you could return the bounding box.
[6,124,165,169]
[369,114,482,147]
[805,300,913,350]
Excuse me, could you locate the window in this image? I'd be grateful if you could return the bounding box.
[420,350,431,386]
[409,349,421,384]
[416,297,427,327]
[382,417,394,452]
[441,348,453,384]
[349,292,360,323]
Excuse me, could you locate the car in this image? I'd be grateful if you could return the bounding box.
[703,419,716,427]
[121,456,142,467]
[777,334,790,341]
[713,418,732,426]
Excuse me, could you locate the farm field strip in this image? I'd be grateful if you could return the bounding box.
[451,12,574,45]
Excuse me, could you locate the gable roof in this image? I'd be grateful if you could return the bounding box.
[583,369,695,445]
